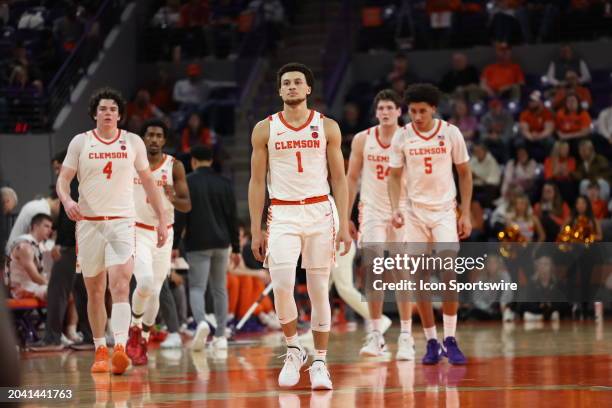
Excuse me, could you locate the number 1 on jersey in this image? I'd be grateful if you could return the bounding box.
[103,161,113,179]
[295,151,303,173]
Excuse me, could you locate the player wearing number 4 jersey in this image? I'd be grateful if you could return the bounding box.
[346,89,414,361]
[249,63,352,390]
[388,84,473,366]
[56,88,168,375]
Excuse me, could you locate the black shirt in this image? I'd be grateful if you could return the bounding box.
[440,66,480,93]
[56,179,79,248]
[175,167,239,253]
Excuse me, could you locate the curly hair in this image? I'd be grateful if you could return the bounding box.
[88,87,126,121]
[404,83,442,107]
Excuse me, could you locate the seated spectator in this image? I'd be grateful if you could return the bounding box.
[501,145,540,199]
[440,52,481,101]
[505,193,545,243]
[595,95,612,153]
[53,5,84,53]
[180,112,213,153]
[555,94,592,155]
[7,213,53,301]
[551,70,592,110]
[125,89,165,133]
[467,254,514,321]
[480,43,525,101]
[533,182,570,241]
[518,90,555,162]
[449,99,478,142]
[490,184,523,233]
[470,142,502,208]
[586,181,609,220]
[575,139,611,200]
[6,193,59,254]
[148,68,174,113]
[569,195,603,241]
[521,255,568,321]
[6,65,42,95]
[424,0,461,48]
[173,63,206,109]
[178,0,211,57]
[545,44,591,86]
[481,98,514,144]
[379,52,419,90]
[543,140,577,202]
[150,0,183,61]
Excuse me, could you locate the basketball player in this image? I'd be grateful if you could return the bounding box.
[56,88,169,375]
[248,63,352,390]
[346,89,414,360]
[126,119,191,365]
[388,83,472,365]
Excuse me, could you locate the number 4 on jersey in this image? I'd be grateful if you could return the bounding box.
[103,161,113,179]
[376,164,390,180]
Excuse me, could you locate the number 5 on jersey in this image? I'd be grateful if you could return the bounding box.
[424,157,432,174]
[103,161,113,179]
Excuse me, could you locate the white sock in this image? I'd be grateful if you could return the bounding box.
[93,337,106,349]
[371,318,382,332]
[314,349,327,363]
[66,324,78,339]
[424,326,437,341]
[400,319,412,334]
[443,314,457,339]
[285,333,301,349]
[112,302,132,348]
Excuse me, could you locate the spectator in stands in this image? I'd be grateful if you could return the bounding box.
[173,63,206,109]
[440,52,482,102]
[125,89,165,133]
[180,112,213,155]
[596,95,612,145]
[480,98,514,163]
[586,181,609,220]
[545,44,591,86]
[151,0,183,61]
[380,53,419,90]
[505,193,546,242]
[7,213,53,301]
[148,68,174,113]
[7,65,42,95]
[501,145,539,199]
[518,90,555,162]
[5,193,59,254]
[179,0,211,57]
[10,42,43,89]
[543,141,577,202]
[521,255,568,321]
[480,43,525,101]
[488,0,530,44]
[533,182,570,241]
[552,70,592,110]
[490,184,523,234]
[53,4,84,54]
[555,94,592,156]
[467,254,514,321]
[424,0,461,48]
[449,98,478,142]
[575,139,611,200]
[470,142,502,208]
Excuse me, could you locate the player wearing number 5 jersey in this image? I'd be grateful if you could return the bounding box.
[249,63,352,390]
[388,83,472,366]
[56,88,168,376]
[346,89,414,361]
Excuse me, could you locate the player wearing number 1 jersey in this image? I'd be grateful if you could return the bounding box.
[56,88,168,375]
[388,84,472,366]
[346,89,414,360]
[249,63,351,390]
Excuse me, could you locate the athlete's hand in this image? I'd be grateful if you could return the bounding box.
[391,208,404,229]
[63,199,83,221]
[336,226,352,256]
[51,245,62,261]
[156,221,168,248]
[251,229,267,262]
[230,252,241,269]
[163,185,176,203]
[349,220,359,240]
[457,212,472,240]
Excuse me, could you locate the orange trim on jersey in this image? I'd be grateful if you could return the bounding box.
[92,128,122,145]
[411,119,442,141]
[375,126,390,149]
[150,154,167,172]
[135,222,173,231]
[270,195,328,206]
[278,110,315,132]
[82,216,124,221]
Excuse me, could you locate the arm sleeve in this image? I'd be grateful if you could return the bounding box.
[450,126,470,164]
[389,128,405,168]
[131,135,149,172]
[62,134,84,170]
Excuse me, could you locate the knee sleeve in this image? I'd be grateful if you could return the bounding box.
[269,264,297,325]
[135,274,155,298]
[307,269,331,332]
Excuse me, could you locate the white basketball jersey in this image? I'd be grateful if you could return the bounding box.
[267,110,330,201]
[359,126,407,215]
[64,129,148,218]
[389,119,469,208]
[134,154,175,226]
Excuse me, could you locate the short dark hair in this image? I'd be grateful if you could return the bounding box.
[141,118,168,139]
[374,89,402,109]
[277,63,315,91]
[88,87,126,121]
[191,145,213,161]
[30,213,52,229]
[52,149,67,164]
[404,83,442,107]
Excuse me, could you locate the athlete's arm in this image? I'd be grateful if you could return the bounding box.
[388,130,405,227]
[248,119,269,262]
[12,244,46,285]
[168,160,191,213]
[455,161,473,239]
[326,117,352,255]
[57,136,82,221]
[346,132,365,215]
